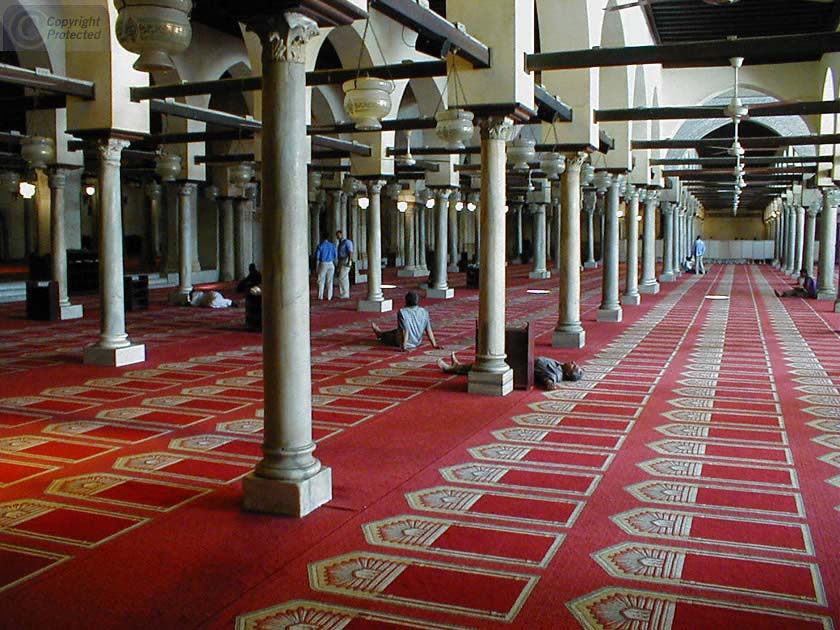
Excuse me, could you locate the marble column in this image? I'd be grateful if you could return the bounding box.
[803,206,818,279]
[169,182,196,304]
[552,187,562,273]
[597,178,622,323]
[234,197,254,280]
[242,14,330,517]
[819,188,839,299]
[583,192,598,268]
[784,205,797,275]
[417,206,429,274]
[639,192,660,294]
[659,202,676,282]
[359,180,391,313]
[428,188,454,299]
[778,206,788,270]
[514,203,524,262]
[23,196,36,257]
[529,203,549,279]
[219,197,235,282]
[772,213,781,267]
[468,117,513,397]
[145,181,162,266]
[396,201,406,267]
[190,189,200,272]
[48,168,83,319]
[622,187,641,306]
[671,209,682,278]
[328,191,342,240]
[83,138,145,367]
[792,205,805,277]
[448,194,459,272]
[553,153,586,349]
[164,186,178,273]
[397,203,424,277]
[308,202,320,254]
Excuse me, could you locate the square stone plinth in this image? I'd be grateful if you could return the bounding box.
[84,343,146,367]
[242,467,332,518]
[448,264,460,273]
[597,308,623,323]
[621,294,641,306]
[529,270,551,280]
[817,290,835,300]
[168,291,190,306]
[553,329,585,349]
[397,268,429,278]
[639,283,660,295]
[58,304,83,320]
[583,261,599,269]
[426,287,454,299]
[659,272,675,282]
[358,298,393,313]
[468,368,513,396]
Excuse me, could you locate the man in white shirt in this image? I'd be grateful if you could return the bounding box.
[693,236,706,275]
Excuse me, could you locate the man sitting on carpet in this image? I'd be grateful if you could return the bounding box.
[188,289,239,308]
[775,273,817,299]
[372,291,440,352]
[438,353,583,390]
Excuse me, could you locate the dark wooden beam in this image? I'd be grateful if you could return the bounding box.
[599,130,615,153]
[0,63,94,99]
[651,156,832,166]
[370,0,490,68]
[308,117,438,136]
[389,141,599,157]
[526,32,840,71]
[131,61,446,101]
[150,99,262,130]
[663,167,816,177]
[0,94,67,111]
[311,135,371,156]
[195,153,256,165]
[633,133,840,150]
[534,85,573,123]
[597,100,840,122]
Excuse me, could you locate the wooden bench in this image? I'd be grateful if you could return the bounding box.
[474,320,534,389]
[26,280,59,321]
[124,275,149,311]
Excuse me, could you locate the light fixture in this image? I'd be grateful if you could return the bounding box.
[19,181,36,199]
[593,170,612,193]
[357,196,370,210]
[455,200,464,212]
[506,132,536,171]
[114,0,193,72]
[582,163,596,186]
[396,200,408,213]
[343,77,394,130]
[467,201,476,212]
[229,162,254,187]
[425,196,435,209]
[434,58,474,148]
[155,152,182,182]
[539,152,566,180]
[84,185,96,197]
[21,136,55,170]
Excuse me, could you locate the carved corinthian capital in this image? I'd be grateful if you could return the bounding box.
[566,151,588,172]
[479,117,514,142]
[259,12,319,64]
[97,138,129,166]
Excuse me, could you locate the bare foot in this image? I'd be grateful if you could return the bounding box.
[450,351,457,365]
[437,358,448,371]
[371,322,382,335]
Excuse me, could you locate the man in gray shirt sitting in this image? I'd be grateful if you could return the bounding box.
[372,291,440,351]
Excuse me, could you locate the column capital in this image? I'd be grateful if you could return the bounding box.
[366,180,387,195]
[48,167,67,189]
[478,116,514,142]
[824,186,840,209]
[564,152,589,172]
[433,188,453,201]
[145,181,162,199]
[252,12,319,64]
[177,181,198,196]
[528,202,545,215]
[97,138,129,165]
[661,202,676,216]
[806,206,821,219]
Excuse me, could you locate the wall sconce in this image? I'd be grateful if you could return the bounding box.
[357,196,370,210]
[396,200,408,213]
[19,181,36,199]
[425,196,435,209]
[84,185,96,197]
[466,201,476,212]
[455,200,464,212]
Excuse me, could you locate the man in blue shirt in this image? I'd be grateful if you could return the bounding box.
[336,230,355,299]
[372,291,440,351]
[693,235,706,275]
[315,233,337,300]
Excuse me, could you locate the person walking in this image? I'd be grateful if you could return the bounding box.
[336,230,355,299]
[693,235,706,275]
[315,233,337,300]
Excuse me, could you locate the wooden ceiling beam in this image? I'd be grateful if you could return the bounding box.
[633,133,840,150]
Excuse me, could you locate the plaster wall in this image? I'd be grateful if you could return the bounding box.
[701,216,765,241]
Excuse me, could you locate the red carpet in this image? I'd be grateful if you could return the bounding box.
[0,265,838,628]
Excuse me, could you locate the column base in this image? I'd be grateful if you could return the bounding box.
[426,287,454,299]
[83,342,146,367]
[639,282,660,295]
[168,291,190,306]
[447,264,460,273]
[621,293,641,306]
[659,272,675,282]
[528,270,551,279]
[468,367,513,396]
[397,268,429,278]
[358,298,393,313]
[242,467,332,518]
[834,300,840,313]
[58,304,84,320]
[789,271,800,279]
[583,261,598,269]
[597,307,623,323]
[353,274,367,285]
[817,290,836,300]
[553,329,585,349]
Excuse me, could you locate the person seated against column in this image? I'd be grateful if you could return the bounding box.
[237,263,262,293]
[315,233,337,301]
[372,291,440,351]
[682,256,696,274]
[188,289,239,308]
[775,272,817,299]
[437,352,584,390]
[335,230,355,299]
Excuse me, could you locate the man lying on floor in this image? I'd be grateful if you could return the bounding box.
[188,289,239,308]
[438,352,583,390]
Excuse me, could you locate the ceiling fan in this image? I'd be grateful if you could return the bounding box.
[606,0,832,12]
